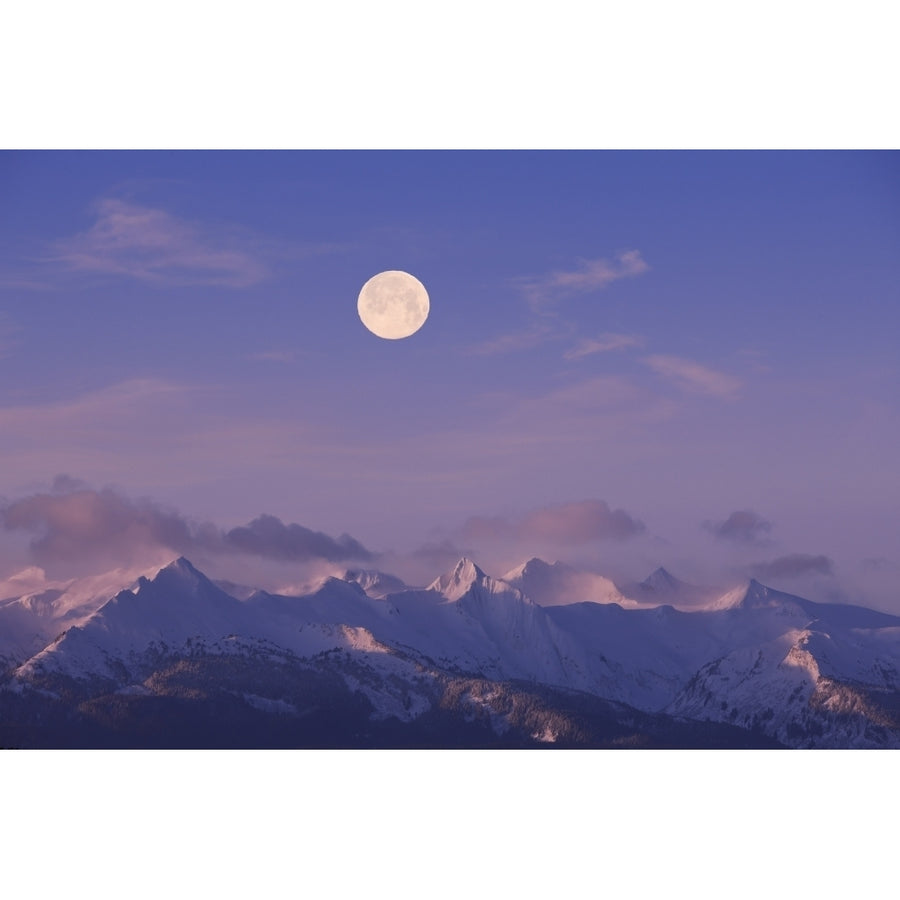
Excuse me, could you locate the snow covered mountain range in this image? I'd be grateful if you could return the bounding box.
[2,555,898,748]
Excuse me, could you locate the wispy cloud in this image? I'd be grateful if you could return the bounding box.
[564,332,644,360]
[49,198,269,287]
[0,273,56,291]
[497,374,678,436]
[0,375,413,502]
[516,250,648,310]
[468,251,648,356]
[3,196,346,292]
[0,378,191,433]
[643,354,742,397]
[736,347,774,374]
[0,379,246,491]
[467,324,557,357]
[0,378,338,497]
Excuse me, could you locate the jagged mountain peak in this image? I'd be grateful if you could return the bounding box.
[453,557,486,579]
[743,578,796,605]
[711,578,801,612]
[147,555,204,583]
[641,567,682,592]
[618,567,724,610]
[425,558,534,611]
[130,556,238,608]
[428,557,487,595]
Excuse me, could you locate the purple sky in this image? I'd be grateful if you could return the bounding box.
[1,151,898,607]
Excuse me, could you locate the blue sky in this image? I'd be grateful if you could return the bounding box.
[1,150,898,605]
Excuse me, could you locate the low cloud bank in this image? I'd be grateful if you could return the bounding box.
[462,499,645,544]
[751,554,834,580]
[1,479,375,572]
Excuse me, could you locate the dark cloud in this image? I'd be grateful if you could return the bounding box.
[1,480,374,569]
[462,499,645,545]
[224,515,373,563]
[703,509,773,545]
[751,554,834,580]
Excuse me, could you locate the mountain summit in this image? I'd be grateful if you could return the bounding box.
[640,567,682,593]
[427,557,488,600]
[618,567,722,610]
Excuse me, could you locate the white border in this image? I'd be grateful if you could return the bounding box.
[2,2,898,148]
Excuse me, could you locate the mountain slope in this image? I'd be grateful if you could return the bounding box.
[0,565,160,669]
[667,581,900,747]
[4,556,900,748]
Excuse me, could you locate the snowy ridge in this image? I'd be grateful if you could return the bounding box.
[342,568,408,599]
[0,562,164,667]
[13,557,252,682]
[4,555,900,747]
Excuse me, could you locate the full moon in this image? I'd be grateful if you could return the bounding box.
[357,270,430,340]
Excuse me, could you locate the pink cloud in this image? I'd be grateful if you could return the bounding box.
[0,482,375,573]
[501,374,677,432]
[564,332,644,360]
[643,354,742,397]
[467,324,556,356]
[0,378,189,432]
[517,250,648,309]
[1,486,195,568]
[51,198,269,287]
[470,252,648,355]
[462,499,645,545]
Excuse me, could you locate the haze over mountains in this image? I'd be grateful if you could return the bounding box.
[3,552,898,749]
